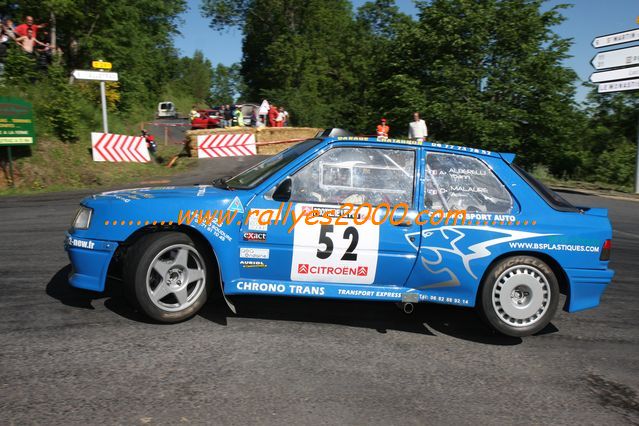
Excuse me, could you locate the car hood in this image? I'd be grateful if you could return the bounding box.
[74,185,251,242]
[86,185,225,202]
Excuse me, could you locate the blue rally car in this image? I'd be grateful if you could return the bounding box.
[65,134,614,336]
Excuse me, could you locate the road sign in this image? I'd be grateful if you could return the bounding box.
[592,28,639,48]
[92,60,112,70]
[598,78,639,93]
[0,97,35,146]
[72,69,118,81]
[591,45,639,70]
[590,65,639,83]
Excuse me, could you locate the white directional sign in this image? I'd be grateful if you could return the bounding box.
[598,78,639,93]
[591,45,639,70]
[72,69,119,81]
[592,28,639,48]
[590,65,639,83]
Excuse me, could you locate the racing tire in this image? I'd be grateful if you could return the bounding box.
[124,232,213,323]
[478,255,559,337]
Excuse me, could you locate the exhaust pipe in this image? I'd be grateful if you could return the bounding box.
[396,302,414,314]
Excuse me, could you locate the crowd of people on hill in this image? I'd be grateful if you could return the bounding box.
[0,15,61,74]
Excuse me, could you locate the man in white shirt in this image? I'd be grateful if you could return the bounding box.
[408,112,428,142]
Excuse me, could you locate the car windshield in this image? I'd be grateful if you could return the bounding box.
[225,139,323,189]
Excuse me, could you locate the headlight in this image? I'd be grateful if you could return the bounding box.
[72,206,93,230]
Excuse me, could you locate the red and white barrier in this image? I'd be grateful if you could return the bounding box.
[91,132,151,163]
[197,133,256,158]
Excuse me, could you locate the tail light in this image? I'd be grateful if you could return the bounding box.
[600,239,611,261]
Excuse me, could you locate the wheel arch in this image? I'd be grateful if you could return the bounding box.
[109,224,234,311]
[477,251,570,311]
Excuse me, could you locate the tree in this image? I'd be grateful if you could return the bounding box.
[176,50,214,103]
[209,63,244,105]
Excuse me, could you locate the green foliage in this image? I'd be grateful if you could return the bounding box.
[209,63,244,105]
[175,50,214,103]
[38,64,83,142]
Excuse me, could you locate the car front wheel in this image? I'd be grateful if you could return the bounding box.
[479,255,559,337]
[124,232,212,323]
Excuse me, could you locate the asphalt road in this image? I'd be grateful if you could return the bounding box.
[1,159,638,425]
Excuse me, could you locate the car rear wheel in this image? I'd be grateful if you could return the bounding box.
[124,232,212,323]
[479,255,559,337]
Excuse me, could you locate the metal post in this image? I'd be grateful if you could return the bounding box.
[7,146,14,187]
[100,80,108,134]
[164,126,168,146]
[636,114,639,194]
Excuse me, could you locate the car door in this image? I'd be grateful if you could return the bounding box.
[238,143,421,287]
[405,150,517,305]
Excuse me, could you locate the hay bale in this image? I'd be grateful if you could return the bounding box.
[185,127,321,157]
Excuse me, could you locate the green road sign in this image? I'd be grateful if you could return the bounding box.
[0,97,35,146]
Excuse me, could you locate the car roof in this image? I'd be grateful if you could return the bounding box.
[327,136,513,162]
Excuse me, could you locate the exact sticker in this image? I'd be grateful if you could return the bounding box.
[243,231,267,242]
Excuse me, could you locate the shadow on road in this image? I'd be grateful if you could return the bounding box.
[46,265,560,345]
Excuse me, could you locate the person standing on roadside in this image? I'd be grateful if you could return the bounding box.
[189,105,200,123]
[376,118,389,138]
[268,104,278,127]
[408,112,428,142]
[224,104,233,127]
[233,104,244,127]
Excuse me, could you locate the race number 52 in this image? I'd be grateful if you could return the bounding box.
[291,204,379,284]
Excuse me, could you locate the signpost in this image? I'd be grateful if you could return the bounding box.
[71,61,117,134]
[592,28,639,48]
[0,97,35,186]
[590,65,639,83]
[591,28,639,193]
[590,45,639,70]
[597,78,639,93]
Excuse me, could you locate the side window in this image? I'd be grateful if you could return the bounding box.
[289,147,415,206]
[425,152,513,213]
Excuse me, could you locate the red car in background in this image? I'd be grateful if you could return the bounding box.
[191,109,221,129]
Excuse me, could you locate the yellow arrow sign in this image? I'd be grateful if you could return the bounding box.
[92,60,112,70]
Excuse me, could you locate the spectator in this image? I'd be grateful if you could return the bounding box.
[141,129,158,162]
[282,107,289,126]
[224,104,233,127]
[189,105,200,123]
[250,107,258,127]
[408,112,428,142]
[0,22,9,75]
[3,19,16,40]
[233,105,244,127]
[15,16,46,39]
[15,28,47,55]
[376,118,389,138]
[268,104,278,127]
[276,106,285,127]
[219,105,227,127]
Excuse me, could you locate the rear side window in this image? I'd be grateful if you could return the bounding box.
[425,152,513,213]
[511,164,579,212]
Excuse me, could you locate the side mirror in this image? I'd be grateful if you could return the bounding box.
[273,178,292,202]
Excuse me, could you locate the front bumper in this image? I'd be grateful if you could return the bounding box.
[64,233,118,292]
[565,267,615,312]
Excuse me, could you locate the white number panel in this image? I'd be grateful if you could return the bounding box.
[290,204,380,284]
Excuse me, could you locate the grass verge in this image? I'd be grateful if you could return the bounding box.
[0,138,196,196]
